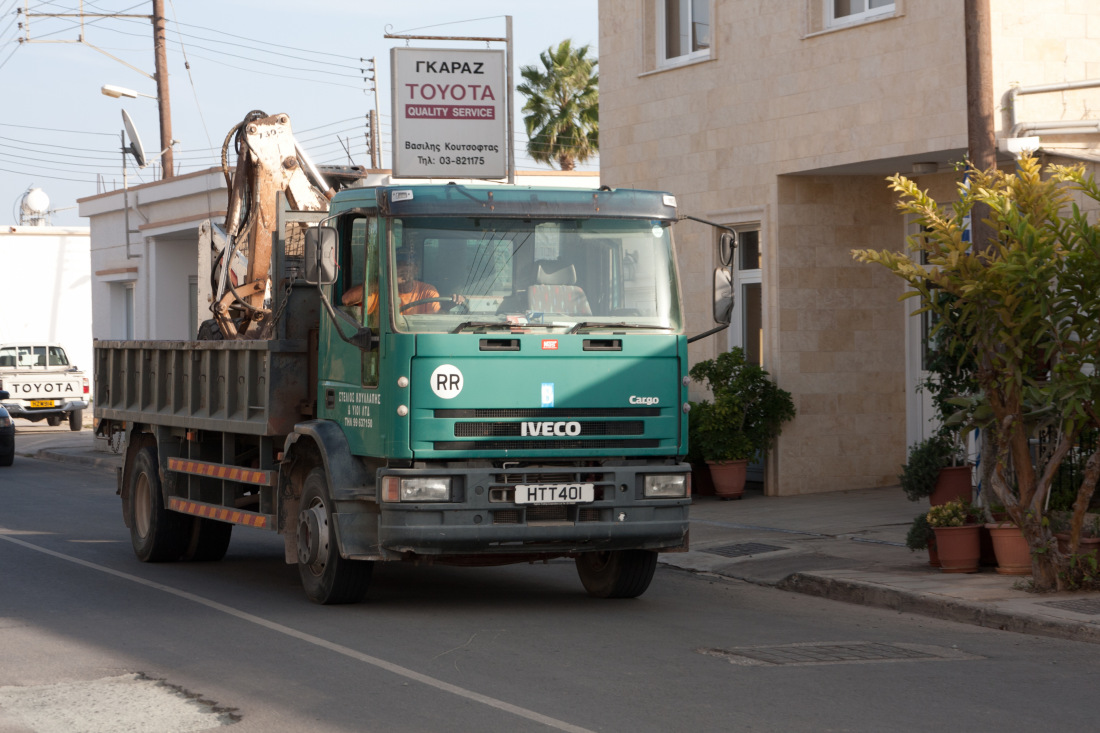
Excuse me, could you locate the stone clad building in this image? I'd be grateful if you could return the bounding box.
[598,0,1100,494]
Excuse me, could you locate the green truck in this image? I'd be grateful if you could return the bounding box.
[96,182,731,603]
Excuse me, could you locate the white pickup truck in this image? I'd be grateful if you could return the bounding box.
[0,344,89,431]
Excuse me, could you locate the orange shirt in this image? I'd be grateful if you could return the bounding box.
[350,281,441,315]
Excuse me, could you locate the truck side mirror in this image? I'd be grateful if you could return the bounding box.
[713,267,733,324]
[304,226,338,285]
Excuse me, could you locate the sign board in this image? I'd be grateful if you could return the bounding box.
[391,47,507,179]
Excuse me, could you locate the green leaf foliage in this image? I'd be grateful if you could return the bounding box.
[853,155,1100,591]
[899,433,960,502]
[688,347,796,462]
[517,40,598,171]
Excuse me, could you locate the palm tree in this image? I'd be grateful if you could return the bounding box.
[517,40,598,171]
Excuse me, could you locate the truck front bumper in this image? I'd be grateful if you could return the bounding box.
[336,463,691,560]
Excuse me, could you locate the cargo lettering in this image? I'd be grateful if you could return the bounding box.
[521,421,582,437]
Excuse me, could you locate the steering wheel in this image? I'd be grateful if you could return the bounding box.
[400,296,467,314]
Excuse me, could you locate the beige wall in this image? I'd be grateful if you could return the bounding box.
[599,0,1100,494]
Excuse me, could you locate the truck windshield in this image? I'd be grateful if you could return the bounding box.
[389,217,683,334]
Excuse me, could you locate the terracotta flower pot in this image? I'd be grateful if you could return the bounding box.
[985,523,1032,575]
[706,459,749,500]
[929,465,973,506]
[1055,533,1100,556]
[931,524,981,573]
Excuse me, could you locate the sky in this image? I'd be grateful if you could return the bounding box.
[0,0,599,226]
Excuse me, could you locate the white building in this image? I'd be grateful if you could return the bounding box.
[0,224,93,374]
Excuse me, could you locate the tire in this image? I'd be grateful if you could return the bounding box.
[128,445,188,562]
[297,468,372,604]
[183,517,233,561]
[196,318,224,340]
[575,550,658,599]
[68,409,83,431]
[46,416,61,427]
[0,448,12,467]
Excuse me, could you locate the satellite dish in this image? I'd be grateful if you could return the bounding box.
[121,109,147,168]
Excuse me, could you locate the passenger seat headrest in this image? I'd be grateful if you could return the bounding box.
[535,262,577,286]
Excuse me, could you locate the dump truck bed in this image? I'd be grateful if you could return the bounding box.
[94,339,311,437]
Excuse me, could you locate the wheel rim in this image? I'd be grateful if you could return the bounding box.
[585,551,613,573]
[298,498,330,575]
[134,473,152,539]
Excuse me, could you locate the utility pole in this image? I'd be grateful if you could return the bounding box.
[964,0,994,254]
[152,0,174,179]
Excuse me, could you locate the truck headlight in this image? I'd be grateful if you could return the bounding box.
[644,474,688,498]
[382,476,452,502]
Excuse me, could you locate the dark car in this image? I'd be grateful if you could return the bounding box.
[0,390,13,466]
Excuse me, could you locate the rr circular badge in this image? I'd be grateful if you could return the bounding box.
[430,364,464,399]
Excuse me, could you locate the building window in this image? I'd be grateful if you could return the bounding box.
[659,0,711,67]
[827,0,894,28]
[732,227,762,366]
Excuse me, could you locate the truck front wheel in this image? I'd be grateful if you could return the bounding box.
[296,468,372,604]
[46,416,61,427]
[575,550,658,599]
[129,446,188,562]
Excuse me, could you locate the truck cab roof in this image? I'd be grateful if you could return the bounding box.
[330,184,679,222]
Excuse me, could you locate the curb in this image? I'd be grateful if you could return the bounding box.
[778,572,1100,646]
[28,449,121,471]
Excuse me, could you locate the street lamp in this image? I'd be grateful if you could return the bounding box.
[101,84,157,101]
[101,82,173,178]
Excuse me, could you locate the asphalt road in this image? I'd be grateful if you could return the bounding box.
[3,445,1100,732]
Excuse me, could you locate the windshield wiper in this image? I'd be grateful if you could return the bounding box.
[567,322,675,334]
[451,321,561,333]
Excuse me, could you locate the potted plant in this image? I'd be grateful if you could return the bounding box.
[899,432,969,505]
[984,517,1032,575]
[688,347,796,500]
[1053,514,1100,556]
[926,500,981,573]
[905,512,939,567]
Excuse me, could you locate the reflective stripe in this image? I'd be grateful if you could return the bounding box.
[166,457,274,486]
[168,498,269,528]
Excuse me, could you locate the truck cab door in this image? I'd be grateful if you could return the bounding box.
[317,213,384,457]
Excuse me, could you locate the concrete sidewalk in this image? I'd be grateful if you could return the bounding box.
[13,424,1100,645]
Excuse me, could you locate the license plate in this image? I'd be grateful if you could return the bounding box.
[515,483,594,505]
[30,400,56,408]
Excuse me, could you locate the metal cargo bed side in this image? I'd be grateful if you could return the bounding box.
[94,339,310,436]
[96,338,313,535]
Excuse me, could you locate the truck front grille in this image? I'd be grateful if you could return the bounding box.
[435,408,658,418]
[434,439,659,451]
[455,421,644,437]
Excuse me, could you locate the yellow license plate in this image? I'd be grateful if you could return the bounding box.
[30,399,56,408]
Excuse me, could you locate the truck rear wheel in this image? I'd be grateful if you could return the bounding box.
[47,416,61,427]
[575,550,658,599]
[297,468,372,604]
[183,517,233,561]
[129,446,188,562]
[68,409,83,431]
